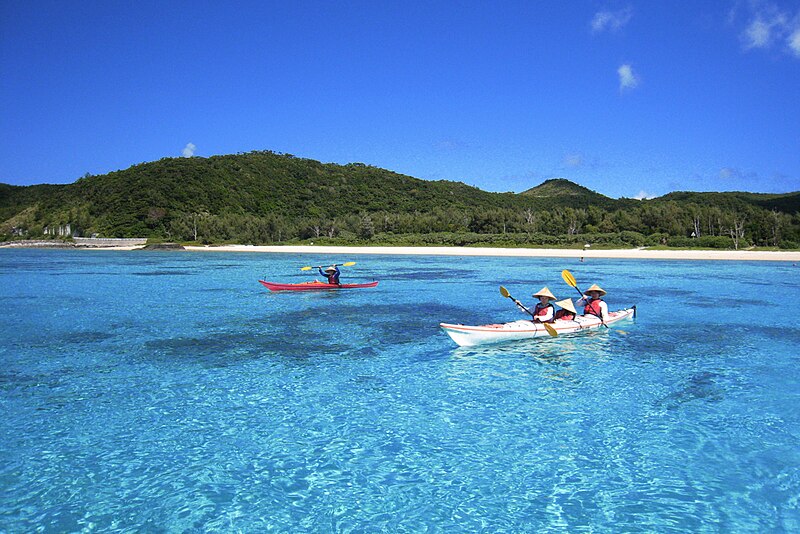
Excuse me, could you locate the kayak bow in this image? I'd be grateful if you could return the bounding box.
[440,308,635,347]
[259,280,379,291]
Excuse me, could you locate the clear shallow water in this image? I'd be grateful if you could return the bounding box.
[1,249,799,532]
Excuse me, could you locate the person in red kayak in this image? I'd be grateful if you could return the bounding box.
[553,298,577,320]
[319,265,341,285]
[576,284,608,321]
[518,287,556,322]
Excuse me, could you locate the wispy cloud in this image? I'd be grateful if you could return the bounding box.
[719,167,736,179]
[790,27,800,56]
[733,2,800,57]
[633,190,654,200]
[435,138,467,151]
[617,64,639,91]
[591,7,633,33]
[182,142,196,158]
[744,18,773,48]
[563,153,583,168]
[719,166,758,182]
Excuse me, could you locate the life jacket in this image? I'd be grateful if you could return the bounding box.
[554,309,576,320]
[326,274,340,285]
[533,303,554,322]
[584,298,604,317]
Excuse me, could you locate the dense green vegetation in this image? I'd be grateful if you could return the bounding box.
[1,150,799,249]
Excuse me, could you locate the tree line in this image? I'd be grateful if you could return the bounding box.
[17,202,790,250]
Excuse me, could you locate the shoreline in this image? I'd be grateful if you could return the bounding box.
[3,242,799,261]
[182,244,800,262]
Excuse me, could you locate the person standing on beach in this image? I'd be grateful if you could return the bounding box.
[319,265,341,285]
[576,284,608,321]
[518,287,556,322]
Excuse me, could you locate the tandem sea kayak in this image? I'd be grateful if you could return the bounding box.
[259,280,379,292]
[440,307,635,347]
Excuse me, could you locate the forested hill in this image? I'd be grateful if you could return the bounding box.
[1,150,799,249]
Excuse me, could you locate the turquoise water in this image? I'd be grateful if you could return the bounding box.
[1,249,799,532]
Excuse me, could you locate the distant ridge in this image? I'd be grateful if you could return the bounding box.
[522,178,605,198]
[520,178,615,208]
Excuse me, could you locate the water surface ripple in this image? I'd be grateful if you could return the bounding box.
[1,250,799,531]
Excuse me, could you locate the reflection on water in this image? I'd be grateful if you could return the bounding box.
[446,330,621,389]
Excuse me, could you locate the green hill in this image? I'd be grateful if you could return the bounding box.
[1,150,798,248]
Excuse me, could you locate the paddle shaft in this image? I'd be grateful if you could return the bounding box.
[301,261,356,271]
[500,286,557,337]
[562,270,608,327]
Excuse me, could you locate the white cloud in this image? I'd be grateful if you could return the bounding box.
[617,64,639,91]
[735,3,800,57]
[789,27,800,56]
[182,142,196,158]
[744,18,773,48]
[633,190,654,200]
[591,8,633,33]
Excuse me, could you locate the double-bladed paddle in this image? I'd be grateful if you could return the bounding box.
[500,286,558,337]
[300,261,356,271]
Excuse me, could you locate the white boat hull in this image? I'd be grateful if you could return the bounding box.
[440,308,635,347]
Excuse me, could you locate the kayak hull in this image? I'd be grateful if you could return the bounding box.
[259,280,379,291]
[440,308,635,347]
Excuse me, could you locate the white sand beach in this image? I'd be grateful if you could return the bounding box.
[180,244,800,262]
[5,241,796,260]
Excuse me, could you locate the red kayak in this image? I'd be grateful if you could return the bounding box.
[259,280,379,292]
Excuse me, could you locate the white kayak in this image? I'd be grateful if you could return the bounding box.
[440,307,636,347]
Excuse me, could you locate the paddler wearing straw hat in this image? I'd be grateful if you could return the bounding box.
[553,298,577,321]
[576,283,608,321]
[318,264,341,285]
[518,286,557,322]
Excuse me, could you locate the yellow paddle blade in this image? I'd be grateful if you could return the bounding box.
[544,322,558,337]
[561,269,577,288]
[302,261,355,271]
[500,286,510,298]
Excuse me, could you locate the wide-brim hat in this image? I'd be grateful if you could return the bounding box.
[555,298,577,315]
[323,266,337,273]
[533,286,556,300]
[583,284,606,297]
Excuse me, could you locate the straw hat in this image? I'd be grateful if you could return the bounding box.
[583,284,606,297]
[555,298,577,315]
[532,286,556,300]
[324,266,337,273]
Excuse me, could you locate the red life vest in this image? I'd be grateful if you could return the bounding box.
[534,303,554,322]
[584,298,604,317]
[554,310,576,320]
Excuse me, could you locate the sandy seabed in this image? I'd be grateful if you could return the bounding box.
[177,245,800,262]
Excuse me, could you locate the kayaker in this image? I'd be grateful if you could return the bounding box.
[518,287,556,322]
[553,298,577,321]
[576,284,608,321]
[319,265,341,285]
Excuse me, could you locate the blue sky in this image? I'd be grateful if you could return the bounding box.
[1,1,799,198]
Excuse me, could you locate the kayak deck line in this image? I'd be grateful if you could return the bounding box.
[440,308,636,347]
[259,280,379,291]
